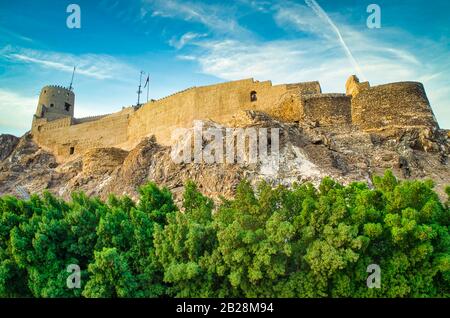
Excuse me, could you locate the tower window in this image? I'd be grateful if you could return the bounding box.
[69,147,75,155]
[250,91,257,102]
[65,103,71,112]
[50,103,54,107]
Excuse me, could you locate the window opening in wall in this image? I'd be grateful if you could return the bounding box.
[250,91,257,102]
[65,103,71,112]
[50,103,54,107]
[69,147,75,155]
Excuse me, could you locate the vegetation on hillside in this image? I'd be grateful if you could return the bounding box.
[0,171,448,298]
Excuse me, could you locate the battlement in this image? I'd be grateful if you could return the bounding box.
[286,81,322,95]
[41,85,74,92]
[31,75,440,160]
[73,114,110,124]
[154,86,196,103]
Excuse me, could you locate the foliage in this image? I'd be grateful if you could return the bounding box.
[0,172,448,298]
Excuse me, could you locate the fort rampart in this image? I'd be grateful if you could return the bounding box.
[31,76,440,160]
[300,93,351,126]
[351,82,438,131]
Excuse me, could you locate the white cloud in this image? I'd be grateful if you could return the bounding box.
[142,0,251,37]
[0,89,35,134]
[151,10,172,18]
[274,2,333,38]
[177,55,197,61]
[1,46,135,80]
[169,32,208,49]
[236,0,273,13]
[0,27,34,43]
[304,0,367,81]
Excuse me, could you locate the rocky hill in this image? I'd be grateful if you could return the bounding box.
[1,110,449,203]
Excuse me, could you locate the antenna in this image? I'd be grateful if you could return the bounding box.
[144,73,150,103]
[69,66,76,91]
[137,71,144,106]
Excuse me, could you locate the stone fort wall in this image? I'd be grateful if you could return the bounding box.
[126,79,322,149]
[300,93,351,126]
[351,82,438,131]
[32,109,132,157]
[31,76,439,160]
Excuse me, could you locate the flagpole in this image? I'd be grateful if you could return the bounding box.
[146,74,150,103]
[69,66,76,91]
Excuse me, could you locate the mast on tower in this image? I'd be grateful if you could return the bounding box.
[69,66,76,91]
[144,73,150,103]
[137,71,144,106]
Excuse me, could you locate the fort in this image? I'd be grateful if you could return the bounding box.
[31,75,440,160]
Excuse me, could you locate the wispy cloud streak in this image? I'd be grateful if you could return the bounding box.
[169,32,208,49]
[1,47,135,80]
[304,0,367,81]
[141,0,251,38]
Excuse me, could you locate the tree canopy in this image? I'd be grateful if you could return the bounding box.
[0,171,448,298]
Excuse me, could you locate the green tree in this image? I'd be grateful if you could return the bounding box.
[153,181,218,297]
[82,247,137,297]
[87,183,176,297]
[0,172,448,298]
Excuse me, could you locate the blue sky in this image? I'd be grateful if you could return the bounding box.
[0,0,449,136]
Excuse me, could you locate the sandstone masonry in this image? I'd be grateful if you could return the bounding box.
[31,75,440,160]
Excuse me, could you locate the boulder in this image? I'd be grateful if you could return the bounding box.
[0,134,19,161]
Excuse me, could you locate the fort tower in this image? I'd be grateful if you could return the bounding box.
[34,85,75,121]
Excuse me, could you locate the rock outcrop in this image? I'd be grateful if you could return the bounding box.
[0,135,19,161]
[1,111,449,203]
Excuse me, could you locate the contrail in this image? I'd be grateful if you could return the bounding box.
[305,0,367,81]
